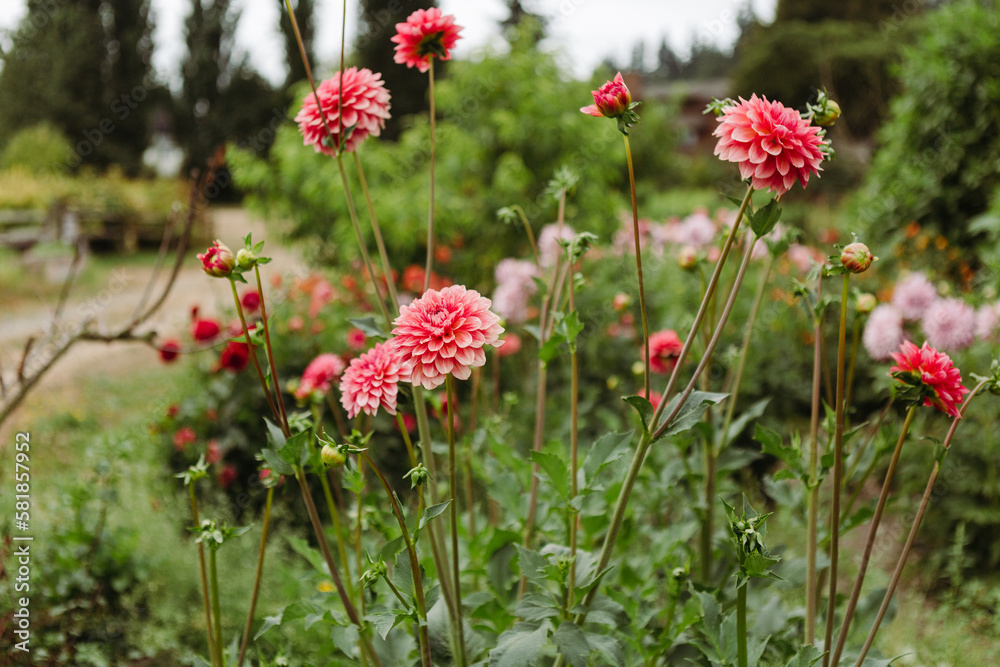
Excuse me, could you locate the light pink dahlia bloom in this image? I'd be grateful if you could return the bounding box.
[295,353,346,400]
[538,223,576,267]
[891,272,937,320]
[339,341,411,418]
[863,304,906,360]
[392,285,504,389]
[975,302,1000,341]
[890,340,969,419]
[921,298,976,352]
[391,8,462,73]
[713,94,827,195]
[295,67,391,155]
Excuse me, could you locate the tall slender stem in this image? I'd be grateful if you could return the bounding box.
[737,582,749,667]
[854,384,986,666]
[362,452,432,667]
[700,436,717,584]
[445,375,468,667]
[353,152,400,310]
[320,466,357,608]
[209,549,224,667]
[189,486,216,665]
[236,486,273,667]
[830,406,917,666]
[567,255,580,601]
[355,456,366,627]
[229,279,279,423]
[423,59,437,292]
[336,155,392,326]
[805,275,823,645]
[844,315,862,419]
[254,266,288,428]
[623,135,650,399]
[823,274,852,667]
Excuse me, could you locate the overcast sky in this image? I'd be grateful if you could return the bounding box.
[1,0,775,86]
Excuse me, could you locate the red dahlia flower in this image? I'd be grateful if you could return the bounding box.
[889,340,969,418]
[391,8,463,73]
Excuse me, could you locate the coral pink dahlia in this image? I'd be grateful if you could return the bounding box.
[889,340,969,419]
[391,8,463,73]
[392,285,504,389]
[646,329,684,374]
[295,353,347,401]
[339,341,411,419]
[581,72,632,118]
[713,94,827,195]
[295,67,391,155]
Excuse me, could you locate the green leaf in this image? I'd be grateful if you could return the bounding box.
[263,417,286,449]
[516,593,561,622]
[756,424,802,471]
[659,391,729,438]
[583,431,632,490]
[261,448,295,476]
[783,644,825,667]
[286,535,327,576]
[419,500,452,531]
[368,611,400,640]
[530,450,570,498]
[622,395,653,434]
[254,609,284,640]
[538,335,564,363]
[718,398,771,448]
[557,310,584,352]
[348,317,389,339]
[514,544,550,590]
[553,622,589,667]
[379,536,406,563]
[585,631,626,667]
[750,198,782,237]
[489,622,550,667]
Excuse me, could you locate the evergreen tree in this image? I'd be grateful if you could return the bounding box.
[279,0,315,88]
[355,0,436,140]
[655,39,683,79]
[501,0,546,45]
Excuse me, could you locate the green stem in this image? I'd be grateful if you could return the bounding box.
[445,375,468,667]
[823,274,851,667]
[854,384,986,666]
[254,266,289,432]
[355,456,366,626]
[509,205,540,264]
[423,58,437,293]
[209,548,224,667]
[229,279,279,424]
[844,315,862,422]
[830,406,917,666]
[841,399,895,522]
[568,257,580,601]
[189,485,216,665]
[362,452,432,667]
[623,134,650,399]
[353,151,400,310]
[737,582,749,667]
[236,486,273,667]
[321,467,357,608]
[805,274,823,646]
[700,437,717,584]
[336,154,393,327]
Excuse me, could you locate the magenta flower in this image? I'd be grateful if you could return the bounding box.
[159,339,181,363]
[891,272,937,320]
[890,340,969,419]
[295,353,346,401]
[645,329,684,374]
[339,341,411,419]
[863,304,906,360]
[295,67,391,155]
[922,298,976,352]
[713,94,827,195]
[197,240,236,278]
[391,8,462,73]
[581,72,632,118]
[392,285,504,389]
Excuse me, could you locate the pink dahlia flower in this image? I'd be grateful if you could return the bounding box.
[295,67,391,155]
[646,329,684,374]
[863,305,906,360]
[339,341,411,419]
[295,353,347,400]
[922,298,976,352]
[713,94,827,195]
[890,340,969,418]
[197,240,235,277]
[492,258,539,324]
[538,223,576,268]
[581,72,632,118]
[891,272,937,320]
[392,285,504,389]
[391,8,462,73]
[173,426,197,451]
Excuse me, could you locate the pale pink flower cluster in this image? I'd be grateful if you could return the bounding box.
[975,302,1000,341]
[785,243,825,273]
[863,304,906,360]
[295,353,346,400]
[922,298,976,352]
[538,223,577,268]
[891,272,937,320]
[492,258,539,325]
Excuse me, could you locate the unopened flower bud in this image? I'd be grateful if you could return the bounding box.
[856,293,877,314]
[236,248,256,269]
[813,99,841,127]
[840,242,875,274]
[403,463,429,488]
[321,444,347,468]
[677,245,698,270]
[197,240,236,278]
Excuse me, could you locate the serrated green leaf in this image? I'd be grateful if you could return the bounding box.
[254,609,284,640]
[379,536,405,563]
[554,622,589,667]
[756,424,802,471]
[368,611,400,640]
[585,631,626,667]
[489,622,549,667]
[659,391,729,438]
[516,593,561,622]
[261,448,295,476]
[286,535,327,576]
[750,198,782,237]
[622,395,653,433]
[783,644,825,667]
[514,544,550,590]
[538,335,564,363]
[264,417,286,449]
[530,450,570,498]
[419,500,452,530]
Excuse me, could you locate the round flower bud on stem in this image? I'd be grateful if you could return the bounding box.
[197,240,236,278]
[321,444,347,468]
[841,242,876,274]
[236,248,256,270]
[856,293,877,314]
[813,99,841,127]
